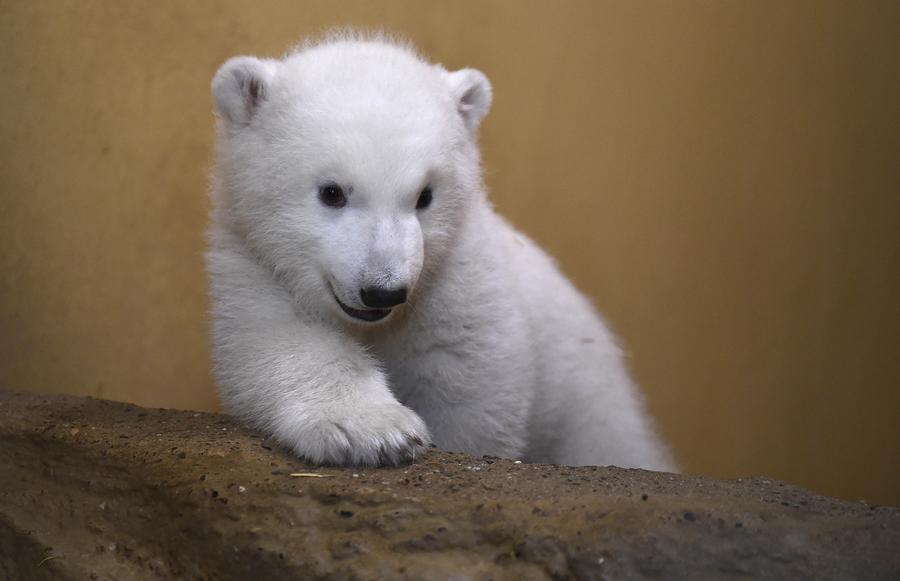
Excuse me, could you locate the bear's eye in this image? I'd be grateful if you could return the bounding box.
[318,183,347,208]
[416,187,433,210]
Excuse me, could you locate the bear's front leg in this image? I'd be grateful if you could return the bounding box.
[263,362,430,467]
[208,237,430,466]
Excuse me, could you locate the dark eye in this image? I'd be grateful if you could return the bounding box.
[318,183,347,208]
[416,187,433,210]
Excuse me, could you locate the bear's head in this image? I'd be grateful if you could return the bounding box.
[211,36,491,325]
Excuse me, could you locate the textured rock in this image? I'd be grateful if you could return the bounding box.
[0,391,897,580]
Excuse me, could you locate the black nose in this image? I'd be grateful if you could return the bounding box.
[360,286,408,309]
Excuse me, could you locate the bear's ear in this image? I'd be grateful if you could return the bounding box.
[445,68,492,133]
[211,57,276,126]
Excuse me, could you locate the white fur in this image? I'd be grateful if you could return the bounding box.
[207,34,675,470]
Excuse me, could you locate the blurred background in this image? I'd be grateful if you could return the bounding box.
[1,1,898,505]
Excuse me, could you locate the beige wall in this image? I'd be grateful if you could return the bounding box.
[2,1,898,505]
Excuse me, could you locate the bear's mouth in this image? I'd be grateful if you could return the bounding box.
[330,289,392,323]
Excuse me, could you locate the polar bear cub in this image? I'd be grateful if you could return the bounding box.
[207,34,675,470]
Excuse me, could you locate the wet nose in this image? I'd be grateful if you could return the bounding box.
[360,286,408,309]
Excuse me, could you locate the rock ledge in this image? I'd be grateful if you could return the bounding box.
[0,391,897,580]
